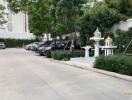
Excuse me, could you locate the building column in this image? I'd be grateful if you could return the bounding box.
[105,49,107,56]
[24,13,29,33]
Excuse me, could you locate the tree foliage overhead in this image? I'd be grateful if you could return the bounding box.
[55,0,86,34]
[6,0,86,37]
[0,4,6,25]
[6,0,52,37]
[79,5,123,45]
[114,28,132,53]
[6,0,29,13]
[6,0,132,40]
[27,0,52,36]
[104,0,132,16]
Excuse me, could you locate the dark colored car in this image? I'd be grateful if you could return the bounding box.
[41,40,81,57]
[42,41,66,57]
[38,40,81,57]
[0,42,6,49]
[35,41,52,52]
[37,41,52,55]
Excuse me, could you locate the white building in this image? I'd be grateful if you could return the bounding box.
[0,0,35,40]
[84,0,103,8]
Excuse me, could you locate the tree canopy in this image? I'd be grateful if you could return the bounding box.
[79,4,124,45]
[0,5,6,25]
[55,0,85,34]
[6,0,53,37]
[104,0,132,16]
[6,0,86,37]
[27,0,52,36]
[6,0,132,40]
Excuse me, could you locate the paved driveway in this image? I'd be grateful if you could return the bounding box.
[0,48,132,100]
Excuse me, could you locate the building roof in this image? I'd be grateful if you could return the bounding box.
[105,36,113,43]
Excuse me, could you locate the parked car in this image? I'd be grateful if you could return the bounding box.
[35,41,52,52]
[30,42,39,51]
[25,43,33,50]
[0,42,6,49]
[41,41,68,57]
[25,42,39,50]
[43,40,82,57]
[37,41,54,55]
[38,40,81,57]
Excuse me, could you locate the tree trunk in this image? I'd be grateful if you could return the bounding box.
[70,32,75,52]
[46,33,49,41]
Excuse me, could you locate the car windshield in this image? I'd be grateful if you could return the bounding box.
[38,42,45,46]
[34,42,39,44]
[48,41,60,47]
[39,41,52,47]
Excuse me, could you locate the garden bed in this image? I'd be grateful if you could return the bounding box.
[51,50,85,61]
[94,55,132,76]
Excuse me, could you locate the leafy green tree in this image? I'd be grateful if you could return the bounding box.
[104,0,118,8]
[6,0,53,37]
[56,0,85,33]
[49,0,63,37]
[104,0,132,16]
[79,5,123,45]
[55,0,86,51]
[0,5,6,25]
[114,28,132,53]
[28,0,53,37]
[6,0,30,13]
[117,0,132,16]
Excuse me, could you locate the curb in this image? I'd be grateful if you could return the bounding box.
[50,59,132,82]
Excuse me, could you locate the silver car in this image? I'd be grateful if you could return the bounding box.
[25,42,39,50]
[0,42,6,49]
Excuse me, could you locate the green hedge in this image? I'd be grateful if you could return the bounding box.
[94,55,132,76]
[51,50,70,61]
[71,50,85,58]
[0,38,38,48]
[51,50,85,61]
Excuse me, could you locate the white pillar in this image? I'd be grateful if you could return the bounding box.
[112,49,113,55]
[109,49,111,55]
[106,49,108,56]
[85,49,89,58]
[110,49,112,55]
[82,46,92,58]
[94,41,99,57]
[105,49,107,56]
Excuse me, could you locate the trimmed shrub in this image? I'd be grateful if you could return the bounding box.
[51,50,70,61]
[51,50,85,61]
[0,38,38,48]
[71,50,85,58]
[94,55,132,76]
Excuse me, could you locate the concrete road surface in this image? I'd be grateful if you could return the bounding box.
[0,48,132,100]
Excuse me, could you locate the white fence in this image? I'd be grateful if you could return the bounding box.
[111,18,132,32]
[0,32,35,40]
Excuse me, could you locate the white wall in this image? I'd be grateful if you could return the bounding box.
[111,18,132,32]
[0,0,29,33]
[0,32,35,40]
[0,0,32,39]
[11,12,27,33]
